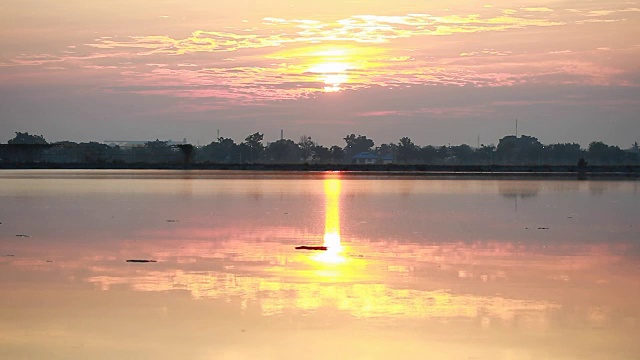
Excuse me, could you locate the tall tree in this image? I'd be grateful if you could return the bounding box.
[496,135,543,164]
[449,144,474,164]
[312,145,332,163]
[298,135,316,162]
[397,137,419,163]
[265,139,301,163]
[330,145,346,163]
[243,132,264,163]
[476,144,496,165]
[419,145,438,164]
[543,143,583,164]
[8,132,48,145]
[198,137,238,163]
[588,141,625,165]
[6,132,49,162]
[376,143,397,159]
[343,134,374,159]
[141,139,176,163]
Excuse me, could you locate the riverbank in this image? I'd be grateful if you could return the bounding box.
[1,162,639,178]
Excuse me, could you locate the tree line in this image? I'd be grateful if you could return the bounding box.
[1,131,639,165]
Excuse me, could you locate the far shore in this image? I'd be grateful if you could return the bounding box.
[1,163,639,179]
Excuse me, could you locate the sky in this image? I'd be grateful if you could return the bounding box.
[1,0,639,147]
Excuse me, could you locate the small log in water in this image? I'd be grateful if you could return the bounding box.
[295,246,327,251]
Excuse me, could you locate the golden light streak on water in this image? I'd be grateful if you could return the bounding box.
[313,175,345,264]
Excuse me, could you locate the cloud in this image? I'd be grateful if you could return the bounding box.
[1,3,638,106]
[459,49,511,57]
[522,7,554,12]
[81,12,563,56]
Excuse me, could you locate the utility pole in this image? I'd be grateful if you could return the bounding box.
[281,129,283,141]
[217,129,220,140]
[516,119,518,137]
[477,134,480,148]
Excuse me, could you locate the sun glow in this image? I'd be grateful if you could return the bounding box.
[308,62,351,92]
[267,44,384,93]
[304,46,357,93]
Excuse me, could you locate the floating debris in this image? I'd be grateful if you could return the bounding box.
[166,220,178,223]
[295,246,327,251]
[15,234,30,238]
[126,259,158,263]
[537,227,550,230]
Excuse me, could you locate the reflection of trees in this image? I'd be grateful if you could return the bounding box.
[497,181,541,199]
[588,181,621,196]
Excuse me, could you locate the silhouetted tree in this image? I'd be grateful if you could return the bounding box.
[79,142,111,163]
[176,144,194,164]
[8,132,48,145]
[243,132,264,162]
[419,145,438,164]
[43,141,79,163]
[436,146,450,163]
[298,135,315,161]
[496,135,543,164]
[476,144,496,165]
[587,141,625,165]
[5,132,49,162]
[397,137,419,163]
[330,145,346,163]
[265,139,301,163]
[376,143,397,159]
[199,137,237,163]
[6,129,639,166]
[343,134,374,159]
[449,144,474,164]
[140,139,176,163]
[543,143,583,164]
[311,145,332,163]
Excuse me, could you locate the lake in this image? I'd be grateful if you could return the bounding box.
[0,170,639,359]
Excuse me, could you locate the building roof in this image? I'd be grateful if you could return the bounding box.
[352,152,379,160]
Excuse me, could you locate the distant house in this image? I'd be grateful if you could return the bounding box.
[380,154,394,164]
[351,152,378,164]
[351,152,395,164]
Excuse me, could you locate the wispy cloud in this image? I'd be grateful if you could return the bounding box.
[1,3,638,108]
[80,12,563,56]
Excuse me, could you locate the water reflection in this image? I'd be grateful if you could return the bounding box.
[314,175,344,264]
[1,172,639,359]
[498,180,541,199]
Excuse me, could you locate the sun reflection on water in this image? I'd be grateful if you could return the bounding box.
[313,175,345,264]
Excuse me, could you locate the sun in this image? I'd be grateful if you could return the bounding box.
[307,62,351,92]
[268,44,383,94]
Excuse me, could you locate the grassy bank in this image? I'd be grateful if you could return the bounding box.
[1,162,639,178]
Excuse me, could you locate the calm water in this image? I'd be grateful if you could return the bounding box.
[0,170,639,360]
